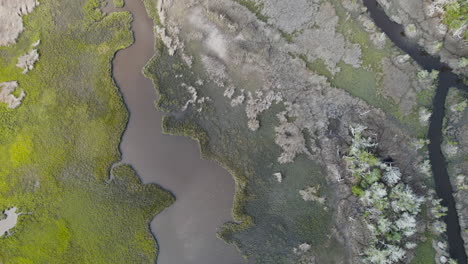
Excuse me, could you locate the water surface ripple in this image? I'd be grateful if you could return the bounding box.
[105,1,245,263]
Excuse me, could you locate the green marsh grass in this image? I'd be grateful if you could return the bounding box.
[0,0,174,262]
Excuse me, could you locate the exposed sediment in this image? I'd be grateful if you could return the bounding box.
[17,49,39,74]
[0,81,25,109]
[0,207,20,237]
[0,0,39,46]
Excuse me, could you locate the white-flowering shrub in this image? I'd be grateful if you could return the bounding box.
[419,160,432,177]
[377,217,391,233]
[433,220,447,234]
[344,125,425,264]
[365,246,390,264]
[387,245,406,263]
[430,199,448,219]
[390,184,424,214]
[405,242,417,249]
[442,141,459,157]
[419,108,432,125]
[382,166,401,187]
[395,213,417,236]
[365,245,406,264]
[362,183,388,210]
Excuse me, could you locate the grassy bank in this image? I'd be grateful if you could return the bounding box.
[0,0,174,262]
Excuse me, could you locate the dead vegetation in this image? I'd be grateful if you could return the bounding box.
[16,49,39,74]
[0,0,39,46]
[0,81,25,109]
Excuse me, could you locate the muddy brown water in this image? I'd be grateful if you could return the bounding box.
[363,0,468,262]
[104,0,468,262]
[104,1,245,263]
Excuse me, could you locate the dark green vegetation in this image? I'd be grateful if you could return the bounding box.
[410,233,436,264]
[0,0,173,262]
[298,54,333,80]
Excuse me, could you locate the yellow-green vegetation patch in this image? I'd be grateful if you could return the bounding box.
[113,0,125,8]
[0,0,173,262]
[443,1,468,33]
[331,0,392,71]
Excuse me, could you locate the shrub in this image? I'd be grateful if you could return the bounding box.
[352,185,365,197]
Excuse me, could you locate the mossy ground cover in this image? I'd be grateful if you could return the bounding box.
[0,0,174,262]
[410,233,436,264]
[329,0,434,137]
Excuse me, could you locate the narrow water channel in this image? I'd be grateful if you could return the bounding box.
[104,1,245,263]
[363,0,468,262]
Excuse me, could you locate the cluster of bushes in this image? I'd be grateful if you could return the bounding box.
[344,125,424,263]
[443,0,467,39]
[443,1,467,27]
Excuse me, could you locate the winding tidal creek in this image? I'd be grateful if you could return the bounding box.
[105,1,245,263]
[363,0,468,263]
[103,0,468,262]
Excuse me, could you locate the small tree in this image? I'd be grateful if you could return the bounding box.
[382,166,401,187]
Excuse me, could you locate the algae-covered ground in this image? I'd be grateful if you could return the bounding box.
[0,0,173,263]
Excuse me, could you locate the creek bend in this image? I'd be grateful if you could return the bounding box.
[104,1,245,263]
[363,0,468,262]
